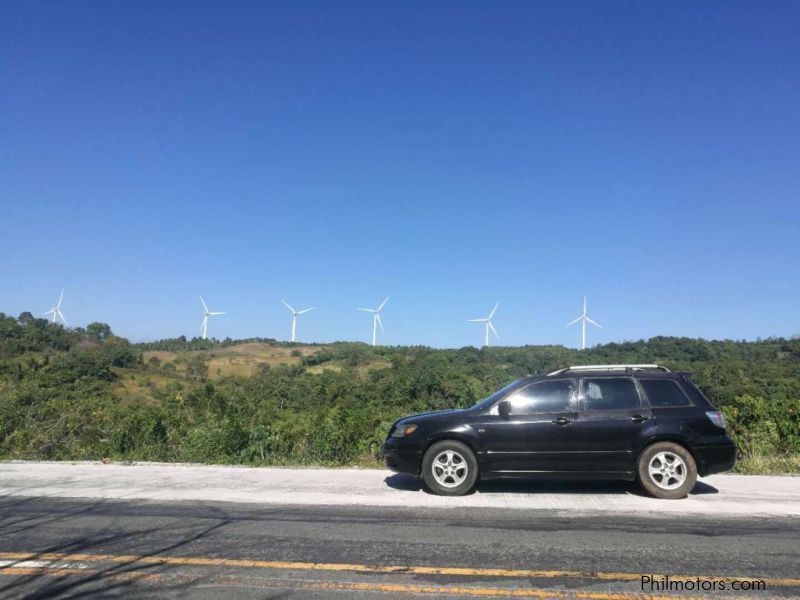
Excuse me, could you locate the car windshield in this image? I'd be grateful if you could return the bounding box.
[469,379,528,411]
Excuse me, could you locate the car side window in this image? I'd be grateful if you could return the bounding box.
[639,379,693,407]
[503,380,574,415]
[582,378,640,410]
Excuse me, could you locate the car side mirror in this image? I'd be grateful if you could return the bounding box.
[498,400,511,419]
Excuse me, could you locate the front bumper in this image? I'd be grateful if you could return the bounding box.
[694,437,737,476]
[381,437,424,475]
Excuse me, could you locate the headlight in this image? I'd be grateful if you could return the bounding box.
[392,423,418,437]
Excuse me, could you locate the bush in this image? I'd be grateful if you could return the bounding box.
[1,313,798,474]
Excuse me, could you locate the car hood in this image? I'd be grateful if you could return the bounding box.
[395,408,467,426]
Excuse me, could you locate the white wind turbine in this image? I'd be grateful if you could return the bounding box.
[468,303,499,347]
[44,289,67,325]
[199,295,225,340]
[282,300,315,342]
[358,296,389,346]
[566,296,602,350]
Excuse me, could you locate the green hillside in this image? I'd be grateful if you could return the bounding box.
[1,311,798,473]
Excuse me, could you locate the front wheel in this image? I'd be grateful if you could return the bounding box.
[421,440,479,496]
[637,442,697,499]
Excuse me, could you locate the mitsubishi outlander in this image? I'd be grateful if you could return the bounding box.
[382,365,736,499]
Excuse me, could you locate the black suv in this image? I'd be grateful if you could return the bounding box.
[382,365,736,499]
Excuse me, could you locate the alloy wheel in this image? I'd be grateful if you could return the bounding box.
[431,450,468,488]
[647,451,688,490]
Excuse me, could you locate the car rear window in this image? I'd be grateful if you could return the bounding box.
[582,378,640,410]
[639,379,693,407]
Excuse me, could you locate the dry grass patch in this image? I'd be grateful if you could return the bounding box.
[144,343,328,378]
[112,368,172,405]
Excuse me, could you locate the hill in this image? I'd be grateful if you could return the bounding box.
[0,311,798,473]
[142,342,323,378]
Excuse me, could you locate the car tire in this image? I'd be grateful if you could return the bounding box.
[637,442,697,499]
[421,440,479,496]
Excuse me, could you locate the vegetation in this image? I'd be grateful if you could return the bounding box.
[1,312,798,473]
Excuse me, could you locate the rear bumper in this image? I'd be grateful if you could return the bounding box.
[694,438,737,476]
[381,438,423,475]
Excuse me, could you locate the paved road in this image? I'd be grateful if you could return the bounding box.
[1,462,799,516]
[1,463,799,598]
[0,497,798,599]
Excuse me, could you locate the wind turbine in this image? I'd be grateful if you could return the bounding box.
[282,300,315,342]
[358,296,389,346]
[43,289,67,325]
[566,296,602,350]
[199,295,225,340]
[468,303,499,347]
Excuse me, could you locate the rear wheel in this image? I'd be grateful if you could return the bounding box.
[421,440,478,496]
[637,442,697,499]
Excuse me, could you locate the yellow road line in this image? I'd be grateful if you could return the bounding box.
[0,567,712,599]
[0,566,160,582]
[0,551,796,588]
[0,567,87,576]
[219,578,708,599]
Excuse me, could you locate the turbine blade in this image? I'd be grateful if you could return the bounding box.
[488,321,499,339]
[377,296,389,312]
[200,317,207,333]
[209,311,226,316]
[468,318,487,322]
[281,300,295,313]
[488,302,499,319]
[57,289,64,308]
[565,316,582,327]
[357,308,375,313]
[297,307,315,314]
[57,310,67,325]
[585,317,602,328]
[376,312,384,332]
[199,295,209,312]
[43,309,55,316]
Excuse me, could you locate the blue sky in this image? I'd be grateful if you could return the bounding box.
[1,1,799,348]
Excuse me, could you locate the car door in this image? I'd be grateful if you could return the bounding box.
[477,379,579,473]
[570,377,653,475]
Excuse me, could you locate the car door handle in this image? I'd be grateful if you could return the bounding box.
[551,417,574,426]
[630,414,650,423]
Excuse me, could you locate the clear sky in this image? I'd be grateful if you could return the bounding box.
[1,1,798,348]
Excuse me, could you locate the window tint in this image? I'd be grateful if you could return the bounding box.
[504,380,573,415]
[582,378,640,410]
[640,379,692,407]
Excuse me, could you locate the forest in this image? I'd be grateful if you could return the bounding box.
[1,311,798,473]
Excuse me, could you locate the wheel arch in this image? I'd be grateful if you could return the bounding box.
[423,430,482,457]
[637,435,699,469]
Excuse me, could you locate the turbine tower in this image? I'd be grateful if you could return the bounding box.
[566,296,602,350]
[282,300,315,342]
[43,289,67,325]
[199,295,225,340]
[358,296,389,346]
[468,303,499,347]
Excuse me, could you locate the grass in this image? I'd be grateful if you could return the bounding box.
[144,342,324,378]
[734,452,800,475]
[112,369,175,405]
[143,342,394,379]
[305,360,393,375]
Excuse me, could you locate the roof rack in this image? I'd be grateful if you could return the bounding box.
[546,364,671,376]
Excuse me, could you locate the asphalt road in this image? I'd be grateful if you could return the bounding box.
[1,496,798,599]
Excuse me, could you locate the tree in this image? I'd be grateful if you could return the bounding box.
[86,322,113,341]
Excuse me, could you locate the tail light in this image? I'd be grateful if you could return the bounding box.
[706,411,727,429]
